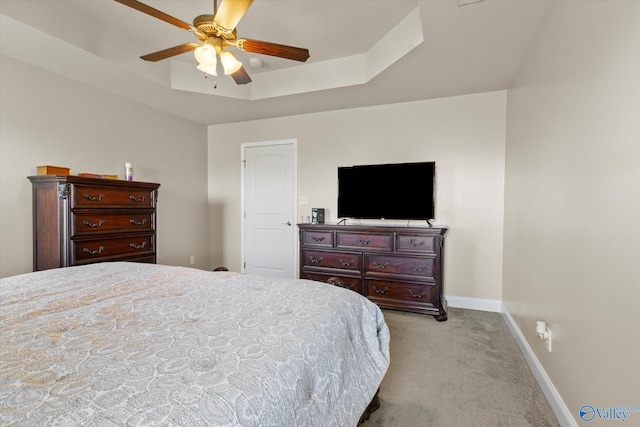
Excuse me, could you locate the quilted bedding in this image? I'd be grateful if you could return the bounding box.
[0,262,390,426]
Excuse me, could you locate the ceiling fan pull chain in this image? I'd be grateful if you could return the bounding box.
[202,72,218,89]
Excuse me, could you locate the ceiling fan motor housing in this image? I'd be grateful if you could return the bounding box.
[193,14,236,41]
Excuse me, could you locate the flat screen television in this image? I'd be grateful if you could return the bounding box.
[338,161,435,220]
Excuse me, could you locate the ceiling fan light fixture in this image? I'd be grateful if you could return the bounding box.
[194,43,217,75]
[220,50,242,75]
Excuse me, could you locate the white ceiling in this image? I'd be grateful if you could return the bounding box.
[0,0,551,125]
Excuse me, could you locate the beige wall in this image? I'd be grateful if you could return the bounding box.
[503,1,640,422]
[208,91,507,301]
[0,55,210,277]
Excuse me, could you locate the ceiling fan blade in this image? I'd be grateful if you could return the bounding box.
[141,43,199,62]
[231,66,252,85]
[114,0,193,31]
[238,39,310,62]
[214,0,253,31]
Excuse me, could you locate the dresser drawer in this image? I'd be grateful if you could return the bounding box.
[71,212,154,236]
[336,232,393,250]
[302,249,361,271]
[302,230,334,247]
[396,233,438,253]
[71,185,155,209]
[365,279,435,306]
[302,271,362,293]
[72,234,155,263]
[365,254,436,279]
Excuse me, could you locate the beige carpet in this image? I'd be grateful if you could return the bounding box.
[366,308,559,427]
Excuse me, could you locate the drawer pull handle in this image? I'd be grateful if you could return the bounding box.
[312,236,325,242]
[130,241,147,250]
[83,193,105,201]
[130,219,147,226]
[373,261,390,269]
[83,220,105,228]
[309,256,323,263]
[358,238,371,245]
[340,259,354,266]
[83,246,105,255]
[411,265,426,272]
[327,277,354,290]
[408,290,427,298]
[409,239,425,247]
[327,277,342,286]
[372,285,389,294]
[129,195,147,202]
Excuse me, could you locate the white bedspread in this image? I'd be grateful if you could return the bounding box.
[0,263,390,426]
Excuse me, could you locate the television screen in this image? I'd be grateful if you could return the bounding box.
[338,162,435,220]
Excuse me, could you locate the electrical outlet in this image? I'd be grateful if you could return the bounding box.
[189,255,195,265]
[536,321,552,352]
[546,327,552,352]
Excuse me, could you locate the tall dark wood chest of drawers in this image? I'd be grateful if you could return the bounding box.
[28,175,160,271]
[299,223,448,321]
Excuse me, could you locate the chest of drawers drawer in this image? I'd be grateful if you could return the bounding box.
[365,278,436,309]
[71,212,154,236]
[302,271,362,293]
[365,253,436,280]
[71,185,155,209]
[336,232,393,250]
[396,234,438,253]
[302,249,361,271]
[72,233,155,264]
[301,230,334,247]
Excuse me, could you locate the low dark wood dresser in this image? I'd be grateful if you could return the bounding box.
[28,175,160,271]
[299,223,448,321]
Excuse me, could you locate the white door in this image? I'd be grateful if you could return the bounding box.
[243,142,296,278]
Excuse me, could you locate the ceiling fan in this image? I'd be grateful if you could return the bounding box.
[114,0,310,85]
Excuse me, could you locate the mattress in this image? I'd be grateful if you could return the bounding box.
[0,262,390,426]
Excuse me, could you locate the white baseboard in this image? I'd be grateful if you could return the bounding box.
[444,295,504,313]
[501,309,578,427]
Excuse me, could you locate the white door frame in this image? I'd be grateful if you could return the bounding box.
[240,139,298,275]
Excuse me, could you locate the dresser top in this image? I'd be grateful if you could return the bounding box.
[28,175,160,190]
[298,223,447,234]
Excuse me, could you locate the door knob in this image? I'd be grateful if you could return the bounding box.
[282,221,292,226]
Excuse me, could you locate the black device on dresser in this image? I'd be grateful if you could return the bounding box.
[299,223,448,321]
[311,208,325,224]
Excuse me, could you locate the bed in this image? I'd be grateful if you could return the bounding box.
[0,262,390,426]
